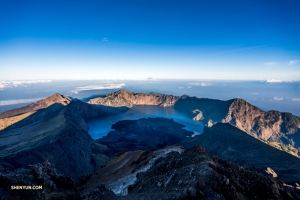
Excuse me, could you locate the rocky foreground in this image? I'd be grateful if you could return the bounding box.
[0,91,300,199]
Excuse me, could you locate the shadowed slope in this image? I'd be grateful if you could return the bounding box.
[180,123,300,184]
[0,95,128,182]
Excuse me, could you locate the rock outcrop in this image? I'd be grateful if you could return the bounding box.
[88,89,178,107]
[82,146,298,200]
[180,123,300,184]
[0,161,80,200]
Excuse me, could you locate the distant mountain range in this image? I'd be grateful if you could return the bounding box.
[0,90,300,199]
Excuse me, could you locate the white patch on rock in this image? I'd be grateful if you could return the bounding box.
[107,148,184,196]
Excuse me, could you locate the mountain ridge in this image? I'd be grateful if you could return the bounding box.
[89,90,300,156]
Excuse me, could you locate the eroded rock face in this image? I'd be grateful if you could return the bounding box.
[223,99,300,156]
[88,90,179,107]
[82,146,298,200]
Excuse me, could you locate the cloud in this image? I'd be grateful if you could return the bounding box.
[292,98,300,102]
[0,97,44,106]
[273,97,283,101]
[288,60,299,66]
[265,79,297,83]
[179,87,184,89]
[189,82,211,87]
[264,62,276,66]
[0,80,52,90]
[187,86,192,89]
[71,83,125,94]
[102,38,109,42]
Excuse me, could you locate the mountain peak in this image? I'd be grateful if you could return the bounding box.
[0,93,72,119]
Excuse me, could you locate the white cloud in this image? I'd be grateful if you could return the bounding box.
[187,86,191,89]
[102,38,109,42]
[0,97,44,106]
[288,60,299,66]
[0,80,52,90]
[76,83,125,91]
[71,83,125,94]
[264,62,276,66]
[292,98,300,102]
[273,97,283,101]
[189,82,211,87]
[179,87,184,89]
[265,79,298,83]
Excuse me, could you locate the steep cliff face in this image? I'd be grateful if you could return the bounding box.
[88,89,179,107]
[223,99,300,156]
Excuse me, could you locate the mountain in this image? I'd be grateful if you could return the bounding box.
[180,123,300,184]
[90,90,300,156]
[0,93,72,119]
[88,89,178,107]
[97,117,194,156]
[0,94,128,183]
[1,92,300,199]
[81,146,297,200]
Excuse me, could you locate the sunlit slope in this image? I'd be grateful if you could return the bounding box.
[0,111,34,131]
[0,93,71,119]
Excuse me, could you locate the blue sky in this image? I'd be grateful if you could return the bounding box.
[0,0,299,80]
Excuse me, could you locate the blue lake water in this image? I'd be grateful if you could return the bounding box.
[86,105,204,139]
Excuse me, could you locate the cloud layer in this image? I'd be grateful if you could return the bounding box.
[189,82,211,87]
[0,80,52,90]
[0,97,44,106]
[273,97,283,101]
[71,83,125,94]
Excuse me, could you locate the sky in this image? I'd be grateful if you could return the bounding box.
[0,0,300,80]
